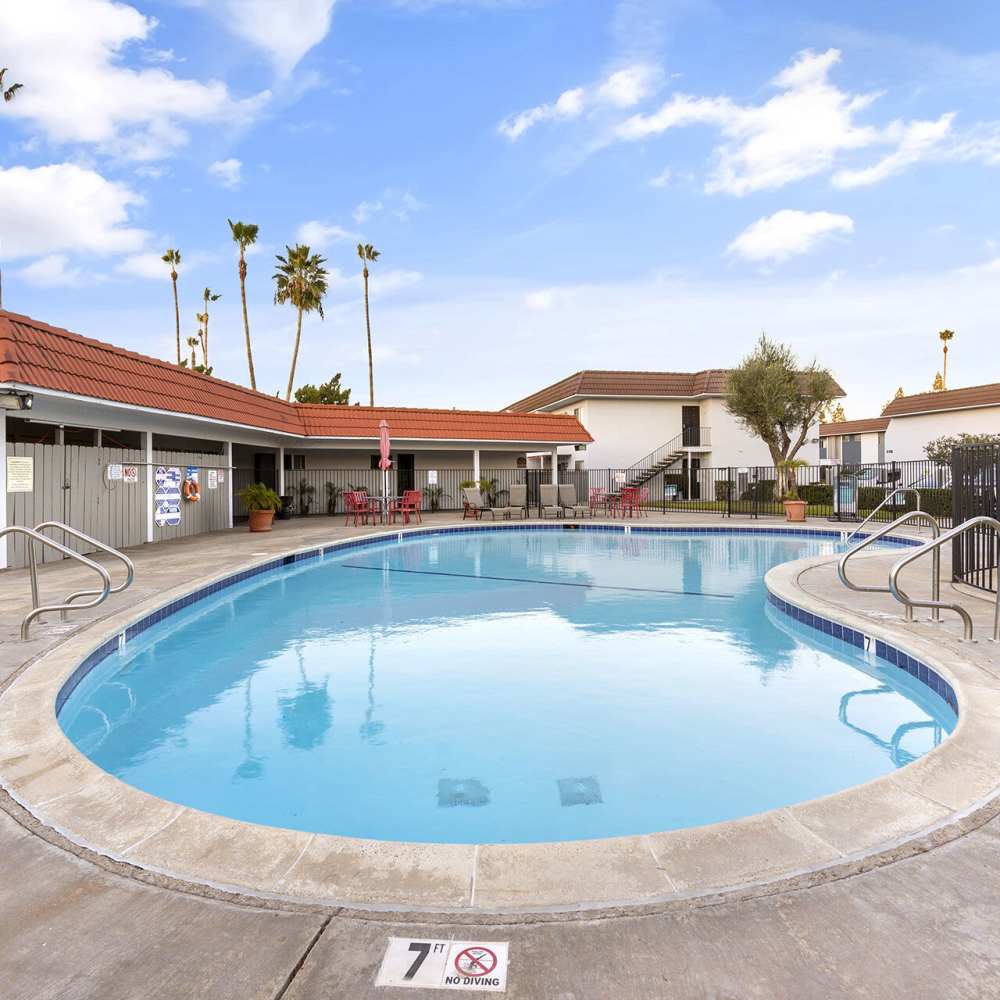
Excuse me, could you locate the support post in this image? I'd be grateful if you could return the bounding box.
[144,430,154,543]
[278,446,286,496]
[225,441,233,529]
[551,447,559,485]
[0,409,7,570]
[473,449,480,483]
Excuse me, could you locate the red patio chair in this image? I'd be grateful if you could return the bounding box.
[638,486,650,517]
[620,486,640,518]
[589,487,605,516]
[391,489,422,525]
[344,491,379,526]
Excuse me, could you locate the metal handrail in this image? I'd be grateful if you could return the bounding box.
[888,515,1000,641]
[626,426,712,475]
[33,521,134,619]
[838,510,941,621]
[846,487,922,543]
[0,526,113,639]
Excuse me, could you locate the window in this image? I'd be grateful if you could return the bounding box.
[62,426,97,446]
[283,452,306,471]
[6,418,55,445]
[152,433,224,455]
[101,429,142,450]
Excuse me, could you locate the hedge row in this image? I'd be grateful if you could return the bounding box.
[857,487,952,519]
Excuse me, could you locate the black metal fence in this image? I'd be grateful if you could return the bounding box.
[232,459,953,522]
[952,445,999,592]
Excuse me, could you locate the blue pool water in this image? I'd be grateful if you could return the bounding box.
[59,529,956,844]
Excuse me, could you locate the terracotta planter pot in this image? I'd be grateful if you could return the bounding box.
[783,499,807,523]
[248,509,276,532]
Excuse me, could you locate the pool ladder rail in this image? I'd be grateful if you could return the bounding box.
[0,521,135,640]
[838,511,1000,642]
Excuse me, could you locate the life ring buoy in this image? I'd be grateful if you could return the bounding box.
[183,479,200,502]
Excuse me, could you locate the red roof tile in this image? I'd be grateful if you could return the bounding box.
[0,310,591,444]
[507,368,846,412]
[819,417,890,437]
[506,370,734,411]
[881,383,1000,417]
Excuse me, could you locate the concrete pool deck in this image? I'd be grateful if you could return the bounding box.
[1,513,999,997]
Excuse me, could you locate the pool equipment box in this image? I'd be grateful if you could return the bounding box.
[376,937,509,992]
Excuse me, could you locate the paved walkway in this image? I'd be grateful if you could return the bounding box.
[2,514,999,999]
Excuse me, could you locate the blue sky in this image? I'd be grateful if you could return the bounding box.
[2,0,999,418]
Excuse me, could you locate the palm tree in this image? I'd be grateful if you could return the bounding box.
[162,249,182,364]
[273,244,329,401]
[228,220,259,390]
[185,335,199,368]
[938,329,954,389]
[357,243,380,406]
[0,69,22,103]
[200,287,220,368]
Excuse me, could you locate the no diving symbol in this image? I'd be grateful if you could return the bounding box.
[454,946,497,977]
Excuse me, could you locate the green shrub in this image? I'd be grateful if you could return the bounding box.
[857,487,952,519]
[799,483,833,506]
[740,479,776,501]
[714,479,735,501]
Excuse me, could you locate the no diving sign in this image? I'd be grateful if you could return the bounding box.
[375,937,509,992]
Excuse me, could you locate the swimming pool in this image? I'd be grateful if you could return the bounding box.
[58,526,956,844]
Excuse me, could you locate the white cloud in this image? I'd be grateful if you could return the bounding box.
[296,220,354,248]
[116,253,172,280]
[833,114,955,188]
[498,64,661,140]
[353,199,383,224]
[353,189,426,225]
[618,49,885,195]
[207,157,242,188]
[16,254,86,288]
[218,0,336,75]
[648,167,673,188]
[727,209,854,263]
[0,163,148,259]
[0,0,269,160]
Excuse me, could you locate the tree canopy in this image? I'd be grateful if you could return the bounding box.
[294,373,353,405]
[925,432,1000,465]
[725,334,840,493]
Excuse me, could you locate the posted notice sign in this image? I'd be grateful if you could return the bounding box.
[6,456,33,493]
[375,938,508,992]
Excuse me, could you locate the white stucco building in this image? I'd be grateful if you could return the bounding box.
[820,382,1000,464]
[507,369,841,472]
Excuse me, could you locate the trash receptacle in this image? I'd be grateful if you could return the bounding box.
[277,495,295,520]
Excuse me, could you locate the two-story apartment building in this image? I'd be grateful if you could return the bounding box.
[507,369,842,472]
[820,382,1000,464]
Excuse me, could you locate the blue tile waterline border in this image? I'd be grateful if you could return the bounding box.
[765,589,959,716]
[53,521,925,716]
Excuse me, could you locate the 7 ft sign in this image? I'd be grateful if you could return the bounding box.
[375,937,509,992]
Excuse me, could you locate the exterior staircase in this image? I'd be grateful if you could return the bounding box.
[623,427,710,488]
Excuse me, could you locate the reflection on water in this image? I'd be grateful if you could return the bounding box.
[59,529,957,843]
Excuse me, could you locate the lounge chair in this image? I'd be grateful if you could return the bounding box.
[462,487,511,520]
[507,483,528,519]
[539,483,563,518]
[559,484,588,518]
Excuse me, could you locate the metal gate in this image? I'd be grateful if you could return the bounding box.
[952,445,999,592]
[4,442,146,568]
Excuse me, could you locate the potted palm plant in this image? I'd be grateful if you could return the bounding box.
[297,478,316,516]
[325,482,344,516]
[778,459,809,522]
[238,482,282,532]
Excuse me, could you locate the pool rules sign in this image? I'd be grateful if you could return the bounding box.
[375,937,509,992]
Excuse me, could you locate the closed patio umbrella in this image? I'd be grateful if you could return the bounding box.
[378,419,392,506]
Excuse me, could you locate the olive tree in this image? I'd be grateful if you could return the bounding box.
[725,335,840,499]
[925,432,1000,466]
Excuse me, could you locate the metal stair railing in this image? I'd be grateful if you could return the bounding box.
[888,515,1000,641]
[845,487,923,543]
[0,526,113,639]
[33,521,135,619]
[838,510,941,621]
[625,426,712,478]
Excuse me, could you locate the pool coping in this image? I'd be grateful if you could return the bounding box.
[2,519,1000,915]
